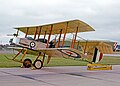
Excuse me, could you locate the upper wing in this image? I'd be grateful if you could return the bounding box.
[14,19,94,35]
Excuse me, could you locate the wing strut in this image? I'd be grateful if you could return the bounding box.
[71,26,78,48]
[34,27,38,40]
[25,27,29,38]
[16,29,19,37]
[46,24,53,48]
[47,56,51,64]
[62,22,68,47]
[37,26,42,39]
[57,29,62,48]
[44,31,47,40]
[84,40,88,54]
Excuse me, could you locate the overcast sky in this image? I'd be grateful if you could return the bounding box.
[0,0,120,44]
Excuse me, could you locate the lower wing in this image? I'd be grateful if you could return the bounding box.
[9,47,104,64]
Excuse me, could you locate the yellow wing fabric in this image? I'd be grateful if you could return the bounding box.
[76,41,113,54]
[15,19,94,35]
[35,48,92,63]
[35,48,82,57]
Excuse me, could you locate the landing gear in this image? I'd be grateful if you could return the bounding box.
[33,60,43,69]
[23,58,32,68]
[22,52,44,69]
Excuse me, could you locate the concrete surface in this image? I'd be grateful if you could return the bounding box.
[104,54,120,57]
[0,65,120,86]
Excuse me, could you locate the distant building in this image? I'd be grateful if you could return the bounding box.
[116,45,120,51]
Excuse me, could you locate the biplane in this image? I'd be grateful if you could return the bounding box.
[7,19,113,70]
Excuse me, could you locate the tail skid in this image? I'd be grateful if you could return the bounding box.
[87,63,112,70]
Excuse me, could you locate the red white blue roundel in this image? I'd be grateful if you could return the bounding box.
[29,41,36,49]
[59,49,81,58]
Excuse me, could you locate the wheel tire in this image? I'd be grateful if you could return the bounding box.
[23,58,32,68]
[33,60,43,69]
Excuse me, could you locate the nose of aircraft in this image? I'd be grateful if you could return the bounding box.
[9,37,20,45]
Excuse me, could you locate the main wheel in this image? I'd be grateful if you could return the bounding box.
[23,58,32,68]
[33,60,43,69]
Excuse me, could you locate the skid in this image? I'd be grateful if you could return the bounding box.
[87,63,112,70]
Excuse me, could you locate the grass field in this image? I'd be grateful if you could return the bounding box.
[0,54,120,68]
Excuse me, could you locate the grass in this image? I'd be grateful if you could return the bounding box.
[99,56,120,65]
[0,54,21,68]
[0,53,120,68]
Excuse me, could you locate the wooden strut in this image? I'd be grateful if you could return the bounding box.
[62,22,68,47]
[70,35,74,48]
[16,29,19,37]
[20,49,28,62]
[35,52,41,60]
[44,31,47,40]
[34,27,38,40]
[31,52,45,66]
[46,25,53,48]
[38,27,42,40]
[84,40,88,54]
[25,27,29,38]
[77,41,80,50]
[71,26,78,48]
[57,29,62,48]
[12,48,24,60]
[54,34,57,45]
[47,56,51,64]
[34,52,45,64]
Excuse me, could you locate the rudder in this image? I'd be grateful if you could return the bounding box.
[92,48,103,63]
